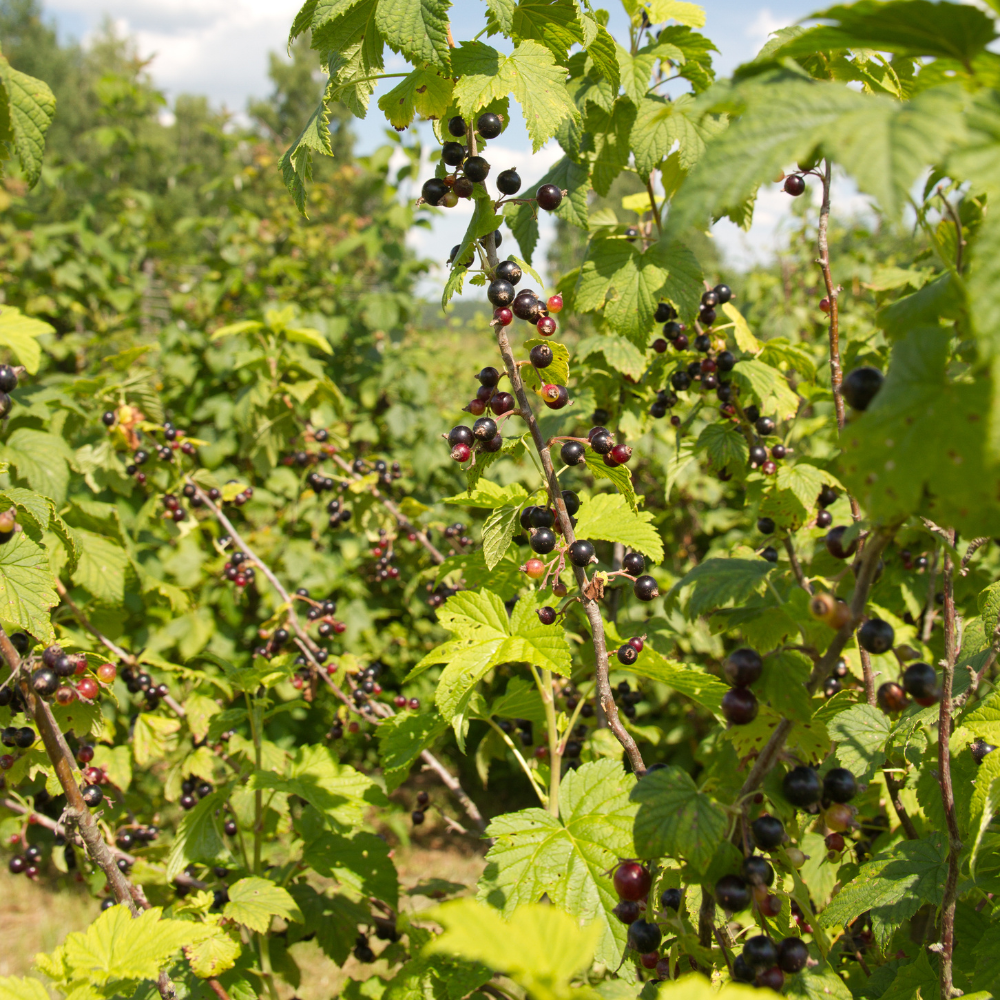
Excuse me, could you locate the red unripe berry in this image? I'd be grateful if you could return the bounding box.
[494,307,513,326]
[0,754,13,769]
[613,861,652,901]
[467,398,487,416]
[547,294,563,313]
[83,766,102,784]
[291,676,304,689]
[234,574,247,587]
[610,443,632,465]
[451,443,471,462]
[537,316,556,336]
[74,656,87,675]
[525,558,546,579]
[408,697,420,710]
[628,637,644,653]
[825,802,853,832]
[395,695,407,707]
[762,460,777,475]
[333,621,347,633]
[640,952,659,969]
[77,677,99,700]
[408,533,417,542]
[534,745,548,758]
[96,663,116,684]
[825,832,845,852]
[820,297,831,313]
[77,745,94,763]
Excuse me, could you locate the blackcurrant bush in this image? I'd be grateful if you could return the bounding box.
[825,525,858,560]
[497,168,521,194]
[784,174,805,196]
[751,815,784,851]
[421,177,448,206]
[724,648,762,687]
[903,662,938,703]
[858,617,894,654]
[843,366,883,411]
[495,260,522,285]
[530,528,556,554]
[488,279,515,307]
[783,765,821,807]
[568,540,594,566]
[714,874,750,912]
[622,551,644,575]
[613,860,651,900]
[634,575,658,601]
[477,112,502,138]
[776,937,809,974]
[757,517,775,535]
[742,855,774,887]
[823,767,857,803]
[529,344,553,368]
[660,887,682,911]
[722,687,758,725]
[464,156,490,182]
[743,934,777,970]
[536,184,562,210]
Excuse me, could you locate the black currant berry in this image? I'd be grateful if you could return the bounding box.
[14,728,34,748]
[714,874,750,912]
[972,739,997,764]
[622,552,645,575]
[561,441,586,466]
[757,517,775,535]
[561,490,580,515]
[722,687,758,725]
[81,784,103,807]
[530,528,556,554]
[743,934,777,971]
[31,668,59,697]
[698,307,716,326]
[477,112,502,138]
[590,430,614,455]
[464,156,490,182]
[903,662,938,701]
[783,765,821,808]
[473,417,498,441]
[816,509,833,528]
[618,644,638,665]
[441,141,465,166]
[0,365,17,394]
[519,506,538,531]
[724,648,763,687]
[878,681,907,713]
[751,815,785,851]
[717,351,735,372]
[701,289,719,308]
[421,178,448,206]
[488,279,515,307]
[784,174,806,196]
[496,260,522,285]
[661,887,682,911]
[512,290,540,321]
[102,411,116,426]
[497,169,521,194]
[749,444,767,466]
[634,575,658,601]
[536,184,562,211]
[613,899,640,924]
[825,525,858,560]
[477,366,500,386]
[777,937,809,974]
[655,302,676,323]
[732,954,755,983]
[448,426,474,448]
[529,344,553,368]
[447,115,467,137]
[614,860,651,900]
[568,540,594,566]
[843,366,883,411]
[694,333,711,352]
[858,618,894,654]
[742,855,774,887]
[628,918,661,953]
[823,767,857,803]
[530,507,554,529]
[755,416,775,436]
[10,632,29,655]
[537,606,557,625]
[714,284,733,304]
[671,371,690,391]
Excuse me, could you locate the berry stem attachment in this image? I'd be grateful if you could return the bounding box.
[816,159,845,433]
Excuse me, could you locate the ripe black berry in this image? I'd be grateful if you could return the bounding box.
[14,728,34,749]
[701,289,718,308]
[10,632,28,655]
[441,141,465,167]
[784,174,805,196]
[751,815,784,851]
[477,366,500,387]
[722,687,758,725]
[463,156,490,182]
[421,177,448,206]
[717,351,736,372]
[590,430,613,455]
[512,289,540,321]
[497,168,521,194]
[823,767,857,803]
[495,260,522,285]
[477,112,502,138]
[903,662,938,702]
[670,371,691,391]
[742,855,774,887]
[488,279,515,306]
[714,284,733,304]
[530,528,556,554]
[859,618,894,654]
[972,739,997,764]
[777,937,809,974]
[749,444,767,466]
[473,417,498,441]
[877,681,907,713]
[843,366,883,411]
[618,644,638,665]
[743,935,777,970]
[620,552,644,577]
[613,899,640,924]
[825,525,858,560]
[530,507,554,529]
[816,509,833,528]
[568,540,594,566]
[724,648,762,687]
[537,606,557,625]
[31,668,59,697]
[81,784,103,807]
[519,506,538,530]
[655,302,676,323]
[448,426,474,448]
[757,517,775,535]
[628,918,661,953]
[529,344,553,368]
[561,491,580,515]
[661,887,682,911]
[101,411,116,426]
[714,874,750,912]
[536,184,562,211]
[783,765,821,807]
[560,440,585,465]
[634,575,658,601]
[732,954,754,983]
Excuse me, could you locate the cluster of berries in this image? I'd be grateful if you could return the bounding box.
[496,716,534,747]
[422,113,506,207]
[121,666,170,708]
[465,365,514,421]
[326,497,353,528]
[7,841,45,879]
[487,266,562,339]
[899,548,930,572]
[0,364,20,419]
[426,584,457,610]
[221,550,257,590]
[114,825,159,849]
[368,536,399,583]
[119,427,197,486]
[614,679,644,720]
[559,424,633,470]
[303,592,346,638]
[179,776,214,811]
[411,789,429,826]
[442,522,472,547]
[518,497,582,557]
[720,647,763,726]
[25,645,117,708]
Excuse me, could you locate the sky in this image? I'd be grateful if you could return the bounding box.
[43,0,854,294]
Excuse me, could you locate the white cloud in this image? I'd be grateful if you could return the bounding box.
[745,7,790,50]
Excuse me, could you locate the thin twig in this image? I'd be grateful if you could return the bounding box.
[961,536,989,575]
[937,188,966,272]
[922,544,940,644]
[882,770,919,840]
[859,647,877,713]
[816,160,845,431]
[782,536,812,595]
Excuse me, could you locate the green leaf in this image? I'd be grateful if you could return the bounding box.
[731,359,800,422]
[644,1,706,27]
[442,480,529,508]
[521,339,570,392]
[166,791,228,880]
[632,93,725,179]
[759,464,842,529]
[426,899,599,1000]
[827,704,890,781]
[375,0,452,73]
[573,492,663,562]
[630,766,727,873]
[184,927,242,979]
[722,302,761,353]
[629,646,729,718]
[133,713,182,767]
[1,429,73,504]
[280,83,335,216]
[784,963,853,1000]
[723,706,830,765]
[876,273,962,340]
[510,0,583,63]
[963,689,1000,743]
[383,952,491,1000]
[0,532,56,641]
[0,55,55,188]
[650,239,705,322]
[377,68,453,128]
[969,749,1000,877]
[584,452,638,512]
[70,529,128,606]
[840,327,1000,536]
[442,186,500,308]
[776,1,996,63]
[0,308,51,374]
[224,877,304,933]
[584,19,620,92]
[315,0,385,118]
[696,423,748,478]
[482,504,521,571]
[376,711,449,792]
[576,333,647,380]
[669,557,773,617]
[818,835,948,950]
[0,977,49,1000]
[453,41,577,152]
[301,830,398,906]
[506,157,590,262]
[285,325,332,354]
[878,950,941,1000]
[287,885,370,965]
[477,759,637,970]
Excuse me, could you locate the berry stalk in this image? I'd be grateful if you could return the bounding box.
[816,159,846,433]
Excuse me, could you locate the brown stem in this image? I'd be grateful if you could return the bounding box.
[845,926,872,976]
[922,545,940,643]
[816,160,845,431]
[939,530,961,999]
[882,770,919,840]
[858,647,877,711]
[782,536,812,595]
[206,978,233,1000]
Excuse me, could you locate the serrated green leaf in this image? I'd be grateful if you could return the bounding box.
[442,480,529,508]
[630,766,727,873]
[302,830,398,906]
[0,55,55,188]
[426,899,598,1000]
[184,926,242,979]
[584,453,638,512]
[522,339,570,392]
[629,646,729,718]
[759,463,842,530]
[969,750,1000,878]
[696,422,748,477]
[224,877,304,933]
[482,504,521,571]
[0,532,56,641]
[818,835,947,950]
[166,791,228,881]
[576,334,647,380]
[828,703,890,781]
[376,711,449,792]
[1,429,73,505]
[506,157,590,262]
[70,529,128,606]
[669,557,773,617]
[375,0,452,73]
[477,759,637,970]
[280,82,336,216]
[644,0,705,27]
[510,0,583,63]
[755,650,813,723]
[732,359,800,422]
[0,976,50,1000]
[0,308,51,374]
[632,93,724,179]
[573,492,663,562]
[723,706,830,765]
[650,238,705,322]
